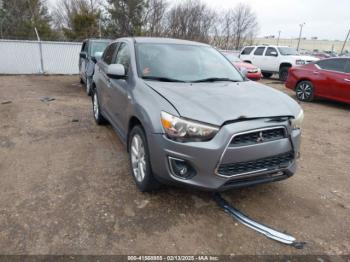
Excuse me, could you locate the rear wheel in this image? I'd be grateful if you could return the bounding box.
[262,72,273,78]
[92,91,106,125]
[279,66,290,82]
[128,126,161,192]
[295,80,314,102]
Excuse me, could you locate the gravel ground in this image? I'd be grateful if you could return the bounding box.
[0,75,349,255]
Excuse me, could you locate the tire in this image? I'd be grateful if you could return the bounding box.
[262,72,273,78]
[295,80,314,102]
[80,77,84,84]
[92,90,106,125]
[279,66,290,82]
[128,125,161,192]
[86,77,92,96]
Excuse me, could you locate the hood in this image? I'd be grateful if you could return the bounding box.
[233,62,257,70]
[288,55,319,62]
[145,80,301,126]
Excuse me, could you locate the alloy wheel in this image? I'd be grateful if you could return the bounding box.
[296,82,313,101]
[130,134,146,183]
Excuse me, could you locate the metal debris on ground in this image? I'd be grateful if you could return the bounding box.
[1,101,12,105]
[212,192,306,249]
[40,96,56,102]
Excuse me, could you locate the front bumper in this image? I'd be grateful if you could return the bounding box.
[148,118,301,191]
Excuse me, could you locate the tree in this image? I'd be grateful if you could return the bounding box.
[0,0,56,40]
[231,3,258,49]
[107,0,147,37]
[142,0,168,37]
[166,0,216,43]
[53,0,102,41]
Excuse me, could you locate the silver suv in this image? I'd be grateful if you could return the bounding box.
[92,37,303,192]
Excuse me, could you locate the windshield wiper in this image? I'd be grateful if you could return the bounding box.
[142,76,186,82]
[191,77,240,83]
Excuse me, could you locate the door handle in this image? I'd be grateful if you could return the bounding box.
[313,71,319,75]
[344,78,350,82]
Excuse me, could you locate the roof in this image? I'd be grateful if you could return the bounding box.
[117,37,209,46]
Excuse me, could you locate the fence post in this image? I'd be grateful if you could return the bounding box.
[34,27,44,74]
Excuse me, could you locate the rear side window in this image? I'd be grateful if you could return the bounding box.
[254,47,265,56]
[265,47,278,56]
[241,47,254,55]
[344,59,350,74]
[317,59,348,73]
[102,43,118,65]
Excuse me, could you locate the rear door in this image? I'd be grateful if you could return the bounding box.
[97,42,119,117]
[251,46,266,70]
[107,42,131,137]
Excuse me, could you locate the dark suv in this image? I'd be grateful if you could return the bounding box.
[79,39,111,95]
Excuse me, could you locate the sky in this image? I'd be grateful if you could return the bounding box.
[47,0,350,41]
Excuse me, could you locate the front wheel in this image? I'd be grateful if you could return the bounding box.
[295,80,314,102]
[128,126,161,192]
[279,66,290,82]
[86,77,92,96]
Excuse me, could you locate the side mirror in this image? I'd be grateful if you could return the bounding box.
[270,51,278,56]
[80,52,87,59]
[107,64,126,79]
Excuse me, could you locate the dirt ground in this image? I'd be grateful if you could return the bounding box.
[0,75,349,255]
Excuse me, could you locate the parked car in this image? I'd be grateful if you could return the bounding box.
[92,37,303,192]
[221,51,262,81]
[312,52,331,60]
[239,45,318,81]
[286,58,350,103]
[79,39,111,95]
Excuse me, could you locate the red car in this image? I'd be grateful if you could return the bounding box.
[285,58,350,103]
[221,51,262,81]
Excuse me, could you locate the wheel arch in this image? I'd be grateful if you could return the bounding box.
[279,63,292,70]
[127,116,144,152]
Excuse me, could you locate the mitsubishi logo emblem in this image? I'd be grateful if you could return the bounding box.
[256,131,265,143]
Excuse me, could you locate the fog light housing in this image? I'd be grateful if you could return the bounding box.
[168,157,196,179]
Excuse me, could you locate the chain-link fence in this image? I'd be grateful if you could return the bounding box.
[0,39,82,74]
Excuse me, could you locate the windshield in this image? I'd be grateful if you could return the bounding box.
[90,41,109,56]
[222,52,241,62]
[278,47,299,56]
[136,43,244,82]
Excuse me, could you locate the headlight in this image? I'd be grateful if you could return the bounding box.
[296,59,306,65]
[160,111,219,142]
[291,109,304,130]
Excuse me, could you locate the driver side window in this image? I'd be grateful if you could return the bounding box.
[113,42,131,74]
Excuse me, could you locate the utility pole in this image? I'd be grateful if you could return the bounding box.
[297,23,305,51]
[277,30,281,46]
[340,29,350,55]
[99,13,102,39]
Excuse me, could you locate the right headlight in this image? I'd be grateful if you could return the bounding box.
[160,111,219,142]
[291,109,304,130]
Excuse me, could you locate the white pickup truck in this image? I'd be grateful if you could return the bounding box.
[239,45,318,81]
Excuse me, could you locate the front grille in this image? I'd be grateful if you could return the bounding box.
[217,151,294,177]
[230,128,286,147]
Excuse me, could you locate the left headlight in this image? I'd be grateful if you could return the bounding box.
[291,109,304,130]
[160,111,219,142]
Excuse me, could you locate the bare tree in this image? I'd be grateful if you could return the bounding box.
[231,3,258,49]
[166,0,216,43]
[142,0,168,37]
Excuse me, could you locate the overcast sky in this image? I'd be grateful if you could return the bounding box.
[47,0,349,40]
